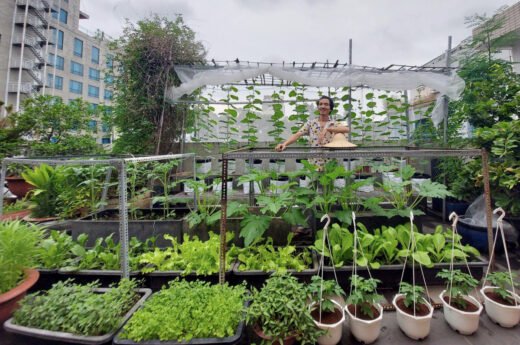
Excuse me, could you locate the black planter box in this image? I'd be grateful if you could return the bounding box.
[57,268,143,287]
[4,288,152,345]
[232,250,318,288]
[113,300,247,345]
[144,263,235,291]
[68,208,187,247]
[31,269,64,292]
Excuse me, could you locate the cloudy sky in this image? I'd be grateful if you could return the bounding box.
[79,0,517,67]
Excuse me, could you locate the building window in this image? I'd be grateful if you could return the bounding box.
[102,123,110,132]
[47,74,53,88]
[89,120,97,131]
[91,46,100,64]
[58,30,64,50]
[48,52,55,65]
[55,76,63,90]
[101,137,111,144]
[103,90,113,100]
[69,80,83,94]
[52,5,58,19]
[88,68,100,81]
[73,38,83,57]
[104,74,114,85]
[70,61,83,76]
[55,56,64,70]
[88,85,99,98]
[59,9,67,24]
[106,54,113,68]
[89,103,98,110]
[102,106,113,116]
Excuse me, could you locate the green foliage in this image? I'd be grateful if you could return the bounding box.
[436,268,479,309]
[268,90,287,146]
[119,280,246,341]
[486,271,520,304]
[308,276,345,313]
[22,164,63,218]
[37,230,76,269]
[398,282,426,311]
[13,95,101,156]
[13,279,140,336]
[370,164,452,218]
[246,274,323,344]
[109,15,205,154]
[229,236,312,273]
[0,102,28,159]
[139,232,235,275]
[149,159,180,218]
[0,220,43,293]
[347,275,384,319]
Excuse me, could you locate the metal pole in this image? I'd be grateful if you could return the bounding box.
[117,161,130,278]
[42,3,52,95]
[404,91,410,142]
[481,150,494,267]
[0,160,7,219]
[219,156,228,284]
[98,166,113,212]
[16,1,30,111]
[4,2,19,115]
[347,38,353,142]
[442,36,452,221]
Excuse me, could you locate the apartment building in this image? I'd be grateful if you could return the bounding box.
[0,0,115,146]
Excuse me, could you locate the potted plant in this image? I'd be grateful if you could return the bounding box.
[437,268,482,334]
[21,164,63,219]
[345,275,384,344]
[481,271,520,327]
[0,220,42,322]
[307,276,345,345]
[114,279,246,344]
[5,279,150,344]
[392,282,433,340]
[246,274,323,345]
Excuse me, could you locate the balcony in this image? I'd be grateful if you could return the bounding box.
[17,0,45,11]
[12,34,38,47]
[10,58,36,70]
[8,82,36,94]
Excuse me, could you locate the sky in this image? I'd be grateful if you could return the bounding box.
[79,0,519,68]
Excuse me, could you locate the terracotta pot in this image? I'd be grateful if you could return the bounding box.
[0,268,39,322]
[253,326,296,345]
[5,177,33,199]
[1,209,31,221]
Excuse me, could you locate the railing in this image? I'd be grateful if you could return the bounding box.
[10,58,35,70]
[12,34,38,47]
[8,82,36,94]
[17,0,45,11]
[27,68,43,86]
[27,44,45,64]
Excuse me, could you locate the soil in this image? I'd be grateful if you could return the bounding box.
[443,296,479,312]
[347,303,380,320]
[485,291,518,306]
[395,297,430,317]
[311,306,343,324]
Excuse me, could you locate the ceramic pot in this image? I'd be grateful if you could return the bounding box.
[345,303,383,344]
[393,293,433,340]
[0,269,39,322]
[5,177,33,199]
[439,290,482,335]
[481,286,520,328]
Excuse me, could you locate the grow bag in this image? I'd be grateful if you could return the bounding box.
[69,208,187,247]
[457,220,503,254]
[112,300,247,345]
[4,288,151,345]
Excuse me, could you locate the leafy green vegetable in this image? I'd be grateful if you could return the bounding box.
[437,268,479,310]
[308,276,345,313]
[486,271,520,304]
[119,280,246,341]
[398,282,427,312]
[13,279,140,336]
[347,275,384,319]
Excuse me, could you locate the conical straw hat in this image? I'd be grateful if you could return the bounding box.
[323,133,357,148]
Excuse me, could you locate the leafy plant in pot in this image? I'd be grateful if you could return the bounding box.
[480,271,520,327]
[307,276,345,345]
[0,220,42,322]
[392,282,433,340]
[437,268,482,334]
[246,274,323,345]
[345,275,384,344]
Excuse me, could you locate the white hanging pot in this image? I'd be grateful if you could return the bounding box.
[480,286,520,328]
[243,181,261,195]
[344,303,383,344]
[195,158,212,174]
[392,293,433,340]
[213,179,233,193]
[299,176,311,188]
[439,290,482,335]
[309,300,345,345]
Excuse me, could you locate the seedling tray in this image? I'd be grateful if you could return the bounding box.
[4,288,152,345]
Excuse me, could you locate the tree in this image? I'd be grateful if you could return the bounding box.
[13,95,101,156]
[0,101,28,159]
[108,15,206,154]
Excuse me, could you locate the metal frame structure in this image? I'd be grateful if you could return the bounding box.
[0,153,195,278]
[217,146,493,283]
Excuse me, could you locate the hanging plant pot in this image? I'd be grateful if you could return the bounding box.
[195,158,212,174]
[269,159,286,173]
[392,293,433,340]
[299,176,311,188]
[344,303,383,344]
[439,290,482,335]
[480,286,520,328]
[309,300,345,345]
[295,159,304,171]
[243,181,261,195]
[0,269,39,323]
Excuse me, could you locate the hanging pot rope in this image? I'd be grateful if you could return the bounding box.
[483,207,518,306]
